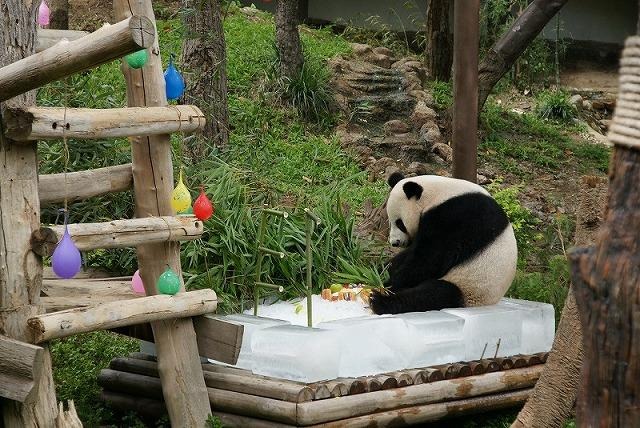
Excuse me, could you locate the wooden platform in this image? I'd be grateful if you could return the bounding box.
[100,351,548,427]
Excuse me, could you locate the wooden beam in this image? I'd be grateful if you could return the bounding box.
[296,365,543,425]
[41,276,139,312]
[113,0,212,424]
[0,335,45,402]
[39,164,133,205]
[5,105,205,141]
[36,29,88,52]
[193,315,243,365]
[0,15,154,102]
[27,289,217,343]
[31,216,204,257]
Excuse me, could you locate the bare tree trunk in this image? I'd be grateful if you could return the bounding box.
[181,0,229,154]
[275,0,303,80]
[0,0,58,425]
[49,0,69,30]
[478,0,568,109]
[512,176,608,428]
[424,0,452,81]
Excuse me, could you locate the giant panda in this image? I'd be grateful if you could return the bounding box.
[369,172,518,315]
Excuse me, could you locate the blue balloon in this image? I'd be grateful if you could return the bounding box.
[164,56,185,101]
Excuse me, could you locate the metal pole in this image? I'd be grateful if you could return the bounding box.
[452,0,480,182]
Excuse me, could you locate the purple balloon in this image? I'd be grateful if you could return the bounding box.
[52,227,81,279]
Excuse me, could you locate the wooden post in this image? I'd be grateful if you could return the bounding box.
[0,336,45,402]
[451,0,480,183]
[28,289,217,343]
[39,164,133,205]
[112,0,212,425]
[0,15,155,102]
[31,216,204,256]
[4,105,205,141]
[0,1,58,425]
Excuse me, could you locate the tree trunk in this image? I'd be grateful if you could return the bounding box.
[0,0,58,425]
[49,0,69,30]
[424,0,452,81]
[275,0,303,80]
[478,0,568,109]
[569,30,640,425]
[512,176,607,428]
[181,0,229,154]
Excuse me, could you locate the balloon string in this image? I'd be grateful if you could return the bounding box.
[62,104,69,213]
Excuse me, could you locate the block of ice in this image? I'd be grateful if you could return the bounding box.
[393,312,466,367]
[497,298,555,354]
[317,315,412,376]
[210,314,290,369]
[443,305,523,360]
[249,325,340,382]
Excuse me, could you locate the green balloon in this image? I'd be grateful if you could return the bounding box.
[157,266,181,295]
[125,49,148,69]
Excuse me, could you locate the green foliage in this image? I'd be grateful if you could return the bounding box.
[340,15,412,55]
[206,415,224,428]
[430,80,453,111]
[480,102,610,175]
[536,90,577,121]
[50,332,139,426]
[487,180,539,260]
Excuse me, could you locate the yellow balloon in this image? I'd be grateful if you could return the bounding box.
[171,170,192,214]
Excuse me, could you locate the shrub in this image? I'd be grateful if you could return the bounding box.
[535,90,577,121]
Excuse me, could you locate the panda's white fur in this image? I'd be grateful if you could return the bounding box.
[384,174,517,308]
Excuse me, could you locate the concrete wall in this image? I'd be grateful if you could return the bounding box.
[241,1,637,46]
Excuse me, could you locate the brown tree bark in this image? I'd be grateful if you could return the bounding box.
[478,0,568,109]
[512,176,608,428]
[181,0,229,153]
[0,0,58,425]
[275,0,303,80]
[424,0,452,82]
[570,147,640,426]
[49,0,69,30]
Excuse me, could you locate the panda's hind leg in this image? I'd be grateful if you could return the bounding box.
[370,279,464,315]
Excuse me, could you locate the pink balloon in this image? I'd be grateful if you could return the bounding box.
[131,270,146,295]
[37,0,50,26]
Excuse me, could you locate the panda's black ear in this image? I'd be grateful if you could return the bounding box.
[403,181,423,200]
[388,172,405,188]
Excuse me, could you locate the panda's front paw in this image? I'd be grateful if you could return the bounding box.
[369,289,399,315]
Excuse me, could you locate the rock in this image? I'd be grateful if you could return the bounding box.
[373,46,395,58]
[403,72,423,91]
[369,53,394,69]
[370,157,398,177]
[477,174,491,185]
[351,43,373,57]
[570,94,583,108]
[431,142,453,163]
[410,101,438,130]
[419,122,442,146]
[409,90,435,105]
[407,162,428,176]
[350,145,373,162]
[583,100,593,111]
[383,119,411,135]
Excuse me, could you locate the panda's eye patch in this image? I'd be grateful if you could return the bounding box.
[395,219,408,234]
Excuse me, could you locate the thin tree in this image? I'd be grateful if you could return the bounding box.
[478,0,568,109]
[275,0,304,80]
[424,0,453,81]
[181,0,229,153]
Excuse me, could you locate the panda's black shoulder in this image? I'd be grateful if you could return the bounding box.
[416,192,510,261]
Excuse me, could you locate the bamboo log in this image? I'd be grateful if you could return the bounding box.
[0,335,45,402]
[28,289,217,343]
[322,380,349,398]
[31,216,204,257]
[308,388,532,428]
[296,365,543,425]
[99,369,164,399]
[37,29,88,52]
[113,0,211,423]
[39,164,133,205]
[0,16,155,102]
[367,375,397,392]
[5,106,205,141]
[208,387,298,425]
[212,411,297,428]
[308,384,331,400]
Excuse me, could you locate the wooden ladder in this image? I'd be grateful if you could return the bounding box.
[0,0,234,425]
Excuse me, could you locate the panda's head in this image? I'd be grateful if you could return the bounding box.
[386,172,424,247]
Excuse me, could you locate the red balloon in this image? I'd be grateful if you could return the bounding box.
[193,186,214,221]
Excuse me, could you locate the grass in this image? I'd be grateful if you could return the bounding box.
[535,90,577,121]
